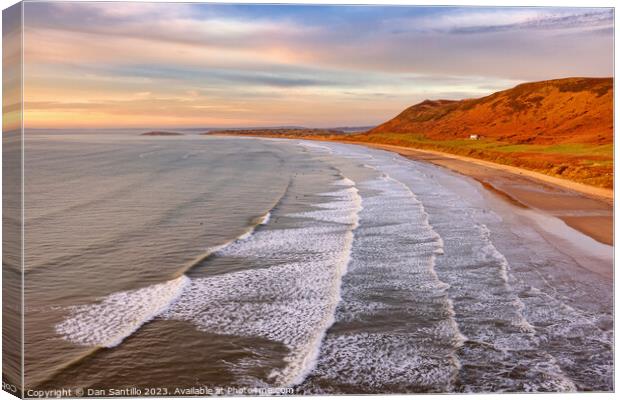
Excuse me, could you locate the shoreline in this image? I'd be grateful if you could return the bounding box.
[209,134,613,246]
[342,141,613,246]
[343,142,613,201]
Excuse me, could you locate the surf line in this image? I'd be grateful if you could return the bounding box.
[358,161,468,390]
[54,172,362,391]
[53,210,272,354]
[54,174,293,347]
[172,176,292,278]
[277,175,363,387]
[47,177,296,388]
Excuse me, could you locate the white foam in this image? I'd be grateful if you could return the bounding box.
[56,173,363,388]
[291,181,361,225]
[206,211,272,254]
[299,142,609,390]
[307,332,461,391]
[163,176,362,386]
[299,175,465,393]
[259,211,271,225]
[291,144,570,390]
[297,142,333,153]
[55,275,189,348]
[364,152,585,390]
[333,177,355,186]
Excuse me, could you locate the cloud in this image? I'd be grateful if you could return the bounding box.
[449,9,613,34]
[385,8,613,35]
[21,3,613,128]
[39,2,194,20]
[25,2,313,49]
[103,65,342,88]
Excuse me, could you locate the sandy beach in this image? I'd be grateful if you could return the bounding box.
[23,133,614,393]
[348,142,613,245]
[209,133,613,245]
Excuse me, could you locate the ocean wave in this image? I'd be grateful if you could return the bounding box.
[297,142,334,153]
[299,173,465,393]
[55,174,362,388]
[55,275,189,348]
[372,154,580,391]
[163,175,362,386]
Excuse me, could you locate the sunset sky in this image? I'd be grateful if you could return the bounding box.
[21,2,613,129]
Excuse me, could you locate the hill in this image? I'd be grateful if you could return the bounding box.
[367,77,612,145]
[350,77,613,189]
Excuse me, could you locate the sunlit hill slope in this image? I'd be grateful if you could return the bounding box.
[351,77,613,188]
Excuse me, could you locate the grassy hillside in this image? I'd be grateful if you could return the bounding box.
[351,77,613,189]
[367,77,612,145]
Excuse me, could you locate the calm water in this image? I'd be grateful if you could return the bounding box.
[22,132,612,394]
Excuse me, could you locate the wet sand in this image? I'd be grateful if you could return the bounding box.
[345,142,613,246]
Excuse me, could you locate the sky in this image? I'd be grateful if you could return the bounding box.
[20,2,614,129]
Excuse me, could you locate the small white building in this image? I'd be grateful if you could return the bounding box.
[469,134,481,140]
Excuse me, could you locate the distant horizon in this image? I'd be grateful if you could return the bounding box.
[25,125,377,131]
[23,74,613,131]
[15,3,614,129]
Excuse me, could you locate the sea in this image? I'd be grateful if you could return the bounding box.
[18,130,613,394]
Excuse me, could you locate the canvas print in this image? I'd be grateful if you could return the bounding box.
[2,1,614,397]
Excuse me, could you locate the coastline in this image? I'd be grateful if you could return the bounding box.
[211,134,613,246]
[342,141,613,246]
